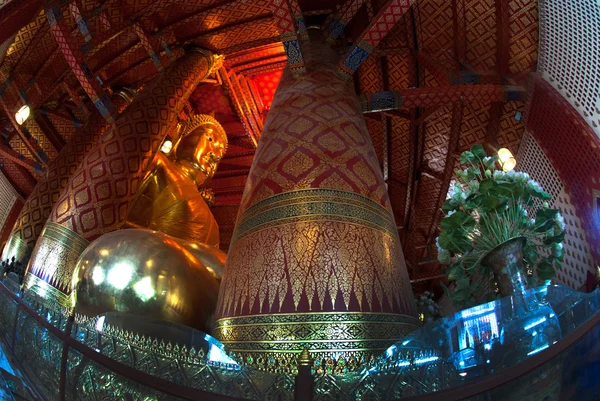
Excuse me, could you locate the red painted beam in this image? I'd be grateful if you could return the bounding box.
[415,52,452,85]
[420,103,464,260]
[0,142,43,173]
[360,85,527,112]
[325,0,366,42]
[495,0,511,76]
[269,0,306,75]
[219,68,258,148]
[0,99,47,164]
[337,0,416,80]
[34,112,66,152]
[45,2,115,123]
[133,23,163,73]
[0,0,44,44]
[452,0,467,63]
[287,0,308,40]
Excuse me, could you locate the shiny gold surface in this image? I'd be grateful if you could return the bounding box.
[72,229,225,333]
[126,114,228,247]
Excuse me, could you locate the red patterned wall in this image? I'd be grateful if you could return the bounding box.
[251,69,283,109]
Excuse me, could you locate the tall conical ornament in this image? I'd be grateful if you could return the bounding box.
[214,35,418,367]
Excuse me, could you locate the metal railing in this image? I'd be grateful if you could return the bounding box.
[0,279,598,401]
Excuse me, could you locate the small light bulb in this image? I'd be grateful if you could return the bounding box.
[502,157,517,172]
[497,148,513,163]
[15,105,30,125]
[161,140,173,154]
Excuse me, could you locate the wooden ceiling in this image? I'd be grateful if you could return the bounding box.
[0,0,539,296]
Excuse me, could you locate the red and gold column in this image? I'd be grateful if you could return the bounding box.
[1,90,134,265]
[24,49,220,306]
[214,37,418,366]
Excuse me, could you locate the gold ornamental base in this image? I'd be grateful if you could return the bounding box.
[215,312,419,373]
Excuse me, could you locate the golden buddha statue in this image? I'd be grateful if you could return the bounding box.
[71,114,228,333]
[126,114,228,246]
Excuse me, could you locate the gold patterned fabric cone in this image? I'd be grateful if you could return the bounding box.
[214,36,418,364]
[1,93,132,265]
[25,48,216,301]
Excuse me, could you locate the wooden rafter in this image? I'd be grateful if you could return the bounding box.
[269,0,306,75]
[237,74,264,131]
[0,99,47,164]
[287,0,308,40]
[0,142,43,173]
[495,0,511,76]
[219,68,258,148]
[325,0,366,42]
[452,0,467,64]
[484,0,512,149]
[34,112,65,152]
[360,85,527,113]
[420,103,464,260]
[45,2,115,123]
[337,0,416,80]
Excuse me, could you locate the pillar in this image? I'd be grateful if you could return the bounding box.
[214,36,418,366]
[1,89,134,265]
[24,48,219,306]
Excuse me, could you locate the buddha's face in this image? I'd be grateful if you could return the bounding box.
[175,124,226,186]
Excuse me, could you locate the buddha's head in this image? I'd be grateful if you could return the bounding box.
[174,114,228,187]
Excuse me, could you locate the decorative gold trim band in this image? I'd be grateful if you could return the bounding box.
[232,189,397,243]
[2,234,30,262]
[28,222,90,294]
[215,312,418,352]
[215,312,419,373]
[40,222,90,252]
[24,273,72,309]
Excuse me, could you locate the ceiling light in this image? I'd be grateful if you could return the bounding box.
[15,105,30,125]
[502,157,517,172]
[161,140,173,154]
[498,148,516,172]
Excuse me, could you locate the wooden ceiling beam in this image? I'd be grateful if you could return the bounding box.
[414,105,443,125]
[452,0,467,64]
[239,60,287,77]
[235,55,288,74]
[0,100,47,164]
[45,3,116,123]
[401,6,419,249]
[360,85,527,113]
[229,71,263,133]
[33,112,66,152]
[483,0,512,150]
[324,0,366,42]
[38,107,82,128]
[269,0,306,75]
[23,0,240,110]
[337,0,416,80]
[231,53,287,71]
[180,14,272,44]
[415,52,452,85]
[287,0,308,40]
[0,142,43,173]
[222,36,282,56]
[420,103,464,260]
[495,0,511,77]
[219,68,258,148]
